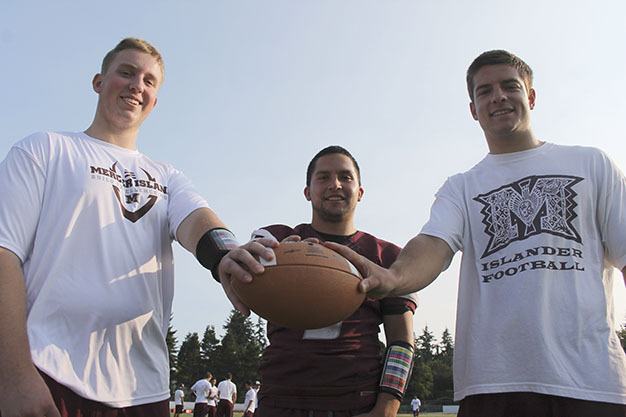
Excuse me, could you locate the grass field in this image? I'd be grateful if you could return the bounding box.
[173,413,456,417]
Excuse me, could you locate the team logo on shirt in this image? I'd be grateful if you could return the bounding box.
[474,175,583,258]
[90,162,167,223]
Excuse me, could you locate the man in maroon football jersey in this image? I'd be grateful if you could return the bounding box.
[219,146,417,417]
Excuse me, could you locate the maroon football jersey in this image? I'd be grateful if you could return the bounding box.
[253,224,417,408]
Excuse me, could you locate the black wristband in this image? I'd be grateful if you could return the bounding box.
[196,228,239,282]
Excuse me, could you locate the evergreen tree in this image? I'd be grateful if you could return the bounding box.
[407,326,455,403]
[166,321,179,390]
[428,329,454,402]
[254,316,267,349]
[176,332,204,386]
[408,359,433,400]
[439,328,454,361]
[214,310,264,395]
[415,326,436,362]
[201,325,220,373]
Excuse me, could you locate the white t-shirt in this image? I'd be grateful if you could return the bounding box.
[174,389,185,405]
[207,386,219,406]
[0,132,209,407]
[244,388,256,412]
[421,143,626,404]
[410,398,421,411]
[253,388,259,410]
[191,379,212,403]
[217,379,237,402]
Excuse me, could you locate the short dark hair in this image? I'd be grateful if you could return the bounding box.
[306,145,361,186]
[466,50,533,101]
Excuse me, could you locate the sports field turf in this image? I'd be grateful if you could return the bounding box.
[172,413,456,417]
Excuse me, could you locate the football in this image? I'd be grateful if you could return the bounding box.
[231,241,364,329]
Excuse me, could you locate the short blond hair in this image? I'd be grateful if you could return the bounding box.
[101,37,164,76]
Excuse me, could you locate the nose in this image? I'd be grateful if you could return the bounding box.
[129,76,144,93]
[328,176,342,189]
[491,86,506,103]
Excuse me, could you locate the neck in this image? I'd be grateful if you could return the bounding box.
[311,216,357,236]
[486,130,541,154]
[85,120,138,150]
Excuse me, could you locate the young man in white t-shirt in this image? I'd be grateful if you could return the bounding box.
[174,384,186,417]
[327,50,626,417]
[242,381,256,417]
[410,396,421,417]
[207,377,219,417]
[191,372,214,417]
[0,38,253,417]
[252,381,260,413]
[216,373,237,417]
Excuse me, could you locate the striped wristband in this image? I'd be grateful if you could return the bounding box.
[379,341,414,400]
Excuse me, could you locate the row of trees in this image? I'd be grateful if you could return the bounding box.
[167,310,265,394]
[407,327,454,404]
[166,312,626,405]
[167,309,456,404]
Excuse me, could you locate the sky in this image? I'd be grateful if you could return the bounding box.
[1,0,625,345]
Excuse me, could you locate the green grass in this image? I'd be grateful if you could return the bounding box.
[172,413,456,417]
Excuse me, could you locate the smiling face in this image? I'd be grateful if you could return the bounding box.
[304,153,364,228]
[92,49,162,135]
[469,64,536,153]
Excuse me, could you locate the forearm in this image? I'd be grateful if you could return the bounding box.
[372,311,415,416]
[369,392,401,417]
[176,207,228,253]
[389,234,453,296]
[0,248,35,384]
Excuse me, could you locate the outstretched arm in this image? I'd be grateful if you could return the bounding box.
[176,207,227,253]
[0,247,61,417]
[176,208,276,313]
[327,234,453,299]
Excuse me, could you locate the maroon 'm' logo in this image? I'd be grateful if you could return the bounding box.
[111,162,159,223]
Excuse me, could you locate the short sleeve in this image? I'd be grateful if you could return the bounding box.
[595,150,626,270]
[251,228,279,242]
[380,294,418,315]
[251,225,294,242]
[420,177,465,254]
[166,168,210,239]
[0,144,46,262]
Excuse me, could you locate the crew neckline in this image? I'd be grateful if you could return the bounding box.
[484,142,552,164]
[79,131,140,155]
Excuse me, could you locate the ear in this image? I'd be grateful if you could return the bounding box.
[469,101,478,121]
[92,74,103,93]
[528,88,536,110]
[153,96,158,108]
[304,186,311,201]
[357,186,364,202]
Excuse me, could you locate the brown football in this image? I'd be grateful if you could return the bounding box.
[231,241,364,329]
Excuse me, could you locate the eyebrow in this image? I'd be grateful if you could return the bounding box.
[315,169,354,176]
[474,83,492,93]
[475,78,522,93]
[116,63,160,83]
[501,78,522,86]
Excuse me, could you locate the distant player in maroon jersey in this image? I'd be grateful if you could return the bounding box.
[219,146,417,417]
